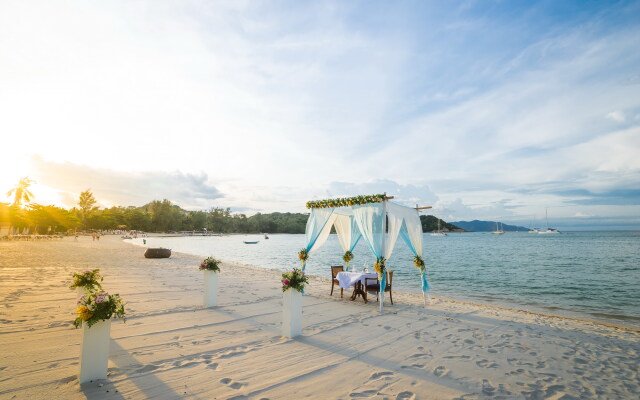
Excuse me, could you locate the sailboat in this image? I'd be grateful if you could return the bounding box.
[528,217,540,233]
[431,217,447,236]
[492,221,505,234]
[538,209,560,234]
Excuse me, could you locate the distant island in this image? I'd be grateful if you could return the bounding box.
[450,220,528,232]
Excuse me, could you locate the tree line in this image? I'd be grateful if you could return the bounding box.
[1,178,458,235]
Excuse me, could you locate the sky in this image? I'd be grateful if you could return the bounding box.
[1,0,639,229]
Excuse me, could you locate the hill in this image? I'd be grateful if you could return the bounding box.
[420,215,464,232]
[450,220,528,232]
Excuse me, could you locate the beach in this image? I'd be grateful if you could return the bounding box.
[1,236,638,399]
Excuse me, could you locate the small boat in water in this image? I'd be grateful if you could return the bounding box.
[538,209,560,234]
[430,216,447,236]
[264,233,269,239]
[243,241,259,244]
[492,221,505,234]
[144,248,171,258]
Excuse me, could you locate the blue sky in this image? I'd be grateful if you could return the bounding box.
[1,0,639,229]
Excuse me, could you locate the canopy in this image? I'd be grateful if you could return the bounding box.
[302,194,430,312]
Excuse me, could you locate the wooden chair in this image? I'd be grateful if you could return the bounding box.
[364,270,393,305]
[330,265,344,297]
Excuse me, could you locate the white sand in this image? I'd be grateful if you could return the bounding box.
[0,236,638,399]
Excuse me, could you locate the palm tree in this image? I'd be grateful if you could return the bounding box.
[5,177,34,235]
[6,177,34,207]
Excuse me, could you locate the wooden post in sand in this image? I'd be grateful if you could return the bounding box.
[79,320,111,384]
[203,270,218,307]
[282,289,302,338]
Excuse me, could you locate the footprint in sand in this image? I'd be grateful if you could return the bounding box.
[433,366,448,377]
[369,371,394,380]
[396,391,416,400]
[207,362,221,371]
[135,364,160,374]
[349,389,378,397]
[220,377,245,390]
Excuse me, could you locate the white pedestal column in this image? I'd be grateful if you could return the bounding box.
[282,289,302,338]
[203,270,218,307]
[79,319,111,384]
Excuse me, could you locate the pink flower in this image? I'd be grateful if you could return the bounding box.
[282,279,290,286]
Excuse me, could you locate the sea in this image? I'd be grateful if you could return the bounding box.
[127,231,640,327]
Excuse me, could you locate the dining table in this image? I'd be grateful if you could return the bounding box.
[336,271,378,302]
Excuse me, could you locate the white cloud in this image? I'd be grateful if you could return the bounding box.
[606,111,626,122]
[28,156,223,209]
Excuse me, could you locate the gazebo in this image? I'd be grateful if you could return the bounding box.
[300,194,431,312]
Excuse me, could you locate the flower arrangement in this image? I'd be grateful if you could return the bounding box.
[69,269,103,292]
[373,257,387,275]
[199,257,221,272]
[343,250,354,269]
[298,248,309,266]
[413,255,426,272]
[74,291,126,328]
[281,268,309,293]
[306,194,386,209]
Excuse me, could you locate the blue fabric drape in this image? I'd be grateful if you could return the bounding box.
[352,204,387,298]
[304,208,335,269]
[399,222,429,291]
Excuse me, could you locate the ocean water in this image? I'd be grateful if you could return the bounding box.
[128,231,640,326]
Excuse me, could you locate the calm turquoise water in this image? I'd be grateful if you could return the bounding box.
[128,231,640,326]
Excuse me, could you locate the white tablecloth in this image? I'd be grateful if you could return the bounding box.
[336,271,378,289]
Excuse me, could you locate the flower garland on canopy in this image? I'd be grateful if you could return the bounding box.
[373,257,387,276]
[298,248,309,267]
[306,194,386,209]
[342,250,354,270]
[413,255,426,274]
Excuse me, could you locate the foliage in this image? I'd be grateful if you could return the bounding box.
[306,194,385,209]
[69,269,103,291]
[413,255,426,274]
[74,291,126,328]
[298,248,309,265]
[199,256,221,272]
[373,257,387,275]
[342,250,354,267]
[281,268,308,293]
[6,177,34,206]
[420,215,461,232]
[77,189,98,228]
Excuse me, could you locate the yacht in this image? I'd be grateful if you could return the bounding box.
[538,209,560,234]
[431,217,448,236]
[492,221,505,234]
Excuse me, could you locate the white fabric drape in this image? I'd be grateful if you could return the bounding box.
[304,208,335,255]
[387,201,423,257]
[309,213,337,255]
[352,203,385,258]
[333,214,362,253]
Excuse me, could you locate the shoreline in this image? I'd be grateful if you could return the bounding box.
[129,236,640,333]
[2,235,638,399]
